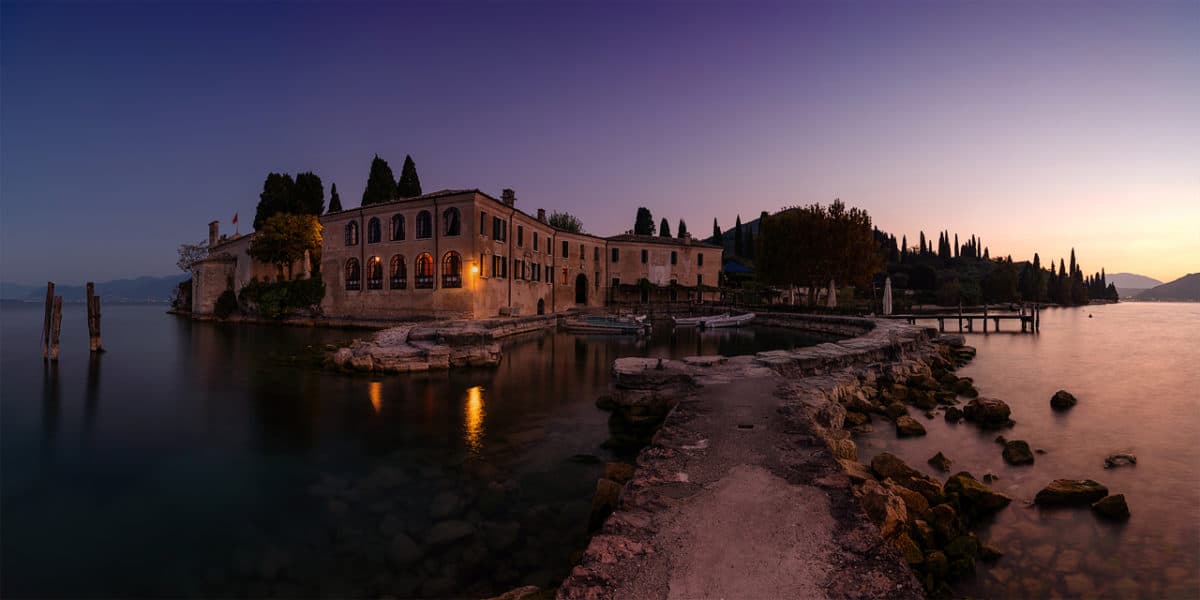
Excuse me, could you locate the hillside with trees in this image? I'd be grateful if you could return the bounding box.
[1138,273,1200,301]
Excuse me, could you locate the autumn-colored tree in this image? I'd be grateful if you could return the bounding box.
[248,214,323,280]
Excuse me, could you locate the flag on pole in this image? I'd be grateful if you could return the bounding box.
[232,212,238,225]
[232,212,239,235]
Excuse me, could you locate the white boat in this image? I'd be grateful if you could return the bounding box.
[700,312,755,328]
[672,313,728,326]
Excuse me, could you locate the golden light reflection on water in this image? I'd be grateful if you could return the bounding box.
[464,385,485,452]
[368,381,382,414]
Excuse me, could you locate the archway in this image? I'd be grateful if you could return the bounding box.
[575,274,588,304]
[537,298,545,315]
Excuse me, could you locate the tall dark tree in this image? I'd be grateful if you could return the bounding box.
[711,218,722,244]
[1032,253,1044,300]
[900,235,908,262]
[954,233,959,258]
[757,200,881,304]
[328,183,343,213]
[659,218,671,237]
[253,172,296,230]
[919,231,927,255]
[396,154,422,198]
[634,207,655,235]
[293,171,325,215]
[362,154,397,207]
[677,219,688,238]
[734,215,744,257]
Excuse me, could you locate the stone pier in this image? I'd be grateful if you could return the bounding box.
[559,318,939,599]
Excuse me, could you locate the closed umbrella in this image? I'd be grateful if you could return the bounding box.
[827,280,837,308]
[883,277,893,315]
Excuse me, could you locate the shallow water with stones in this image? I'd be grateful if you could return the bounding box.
[0,302,827,598]
[857,302,1200,599]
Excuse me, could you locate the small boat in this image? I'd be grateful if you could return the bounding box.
[672,312,728,326]
[700,312,756,328]
[564,316,650,335]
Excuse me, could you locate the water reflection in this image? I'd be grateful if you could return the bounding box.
[368,381,382,414]
[84,352,101,439]
[464,386,485,453]
[41,362,59,454]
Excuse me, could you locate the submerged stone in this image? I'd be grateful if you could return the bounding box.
[1002,440,1035,466]
[1050,389,1078,410]
[1091,493,1131,520]
[1034,479,1109,506]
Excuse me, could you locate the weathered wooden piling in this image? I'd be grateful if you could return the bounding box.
[86,282,104,352]
[48,296,63,361]
[41,282,55,360]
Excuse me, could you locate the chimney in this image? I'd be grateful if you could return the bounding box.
[537,208,547,223]
[501,188,516,206]
[208,220,219,247]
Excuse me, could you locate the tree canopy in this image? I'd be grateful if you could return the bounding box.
[677,219,688,238]
[659,218,671,237]
[362,155,397,206]
[734,215,744,256]
[396,154,422,198]
[549,211,583,233]
[634,207,654,235]
[177,240,209,272]
[253,172,295,230]
[711,219,721,244]
[328,183,343,213]
[248,214,323,280]
[756,200,882,300]
[293,171,325,215]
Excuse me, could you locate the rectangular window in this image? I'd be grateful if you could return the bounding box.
[548,265,554,283]
[501,256,508,278]
[671,251,677,265]
[561,240,569,258]
[698,253,704,266]
[481,211,487,236]
[593,247,599,261]
[517,225,524,247]
[611,248,619,262]
[580,244,585,259]
[533,232,539,252]
[641,249,648,264]
[480,253,487,278]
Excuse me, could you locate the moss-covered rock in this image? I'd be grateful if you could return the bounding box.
[1034,479,1109,506]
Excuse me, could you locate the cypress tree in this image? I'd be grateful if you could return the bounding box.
[396,154,422,198]
[659,218,671,237]
[253,172,295,230]
[677,219,688,238]
[954,233,959,258]
[634,207,654,235]
[711,219,721,244]
[901,235,907,261]
[919,231,926,255]
[734,215,744,256]
[328,183,343,213]
[1069,248,1077,280]
[362,155,397,206]
[983,247,990,260]
[293,171,325,215]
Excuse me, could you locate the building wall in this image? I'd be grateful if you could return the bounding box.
[607,237,722,303]
[191,232,305,315]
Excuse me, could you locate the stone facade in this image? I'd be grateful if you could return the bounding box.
[191,221,308,316]
[319,189,723,320]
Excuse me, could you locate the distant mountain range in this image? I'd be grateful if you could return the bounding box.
[1107,272,1163,297]
[0,274,188,303]
[1137,273,1200,302]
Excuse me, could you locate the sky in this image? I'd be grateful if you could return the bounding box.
[2,0,1197,284]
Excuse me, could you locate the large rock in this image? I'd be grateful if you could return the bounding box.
[962,397,1012,429]
[588,478,623,531]
[844,411,872,427]
[1050,389,1078,410]
[871,452,923,483]
[928,451,953,472]
[895,416,927,437]
[1002,440,1035,466]
[838,459,876,484]
[858,479,908,539]
[604,462,636,484]
[1104,453,1137,469]
[884,402,909,419]
[953,378,979,398]
[883,480,930,517]
[1092,494,1131,521]
[944,472,1012,518]
[943,406,964,423]
[1034,479,1109,506]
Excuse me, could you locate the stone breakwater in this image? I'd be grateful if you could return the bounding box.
[558,317,956,599]
[326,314,556,373]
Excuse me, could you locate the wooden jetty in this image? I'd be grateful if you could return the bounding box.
[880,304,1040,333]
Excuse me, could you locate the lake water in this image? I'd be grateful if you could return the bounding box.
[857,302,1200,599]
[0,302,825,598]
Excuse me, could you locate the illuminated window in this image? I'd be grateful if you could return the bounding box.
[415,252,434,288]
[367,256,383,289]
[442,252,462,288]
[389,255,407,289]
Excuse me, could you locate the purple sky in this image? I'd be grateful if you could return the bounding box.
[3,1,1197,284]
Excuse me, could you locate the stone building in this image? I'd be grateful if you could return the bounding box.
[193,188,722,319]
[190,221,310,315]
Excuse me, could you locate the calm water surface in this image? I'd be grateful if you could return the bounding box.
[858,302,1200,599]
[0,303,823,598]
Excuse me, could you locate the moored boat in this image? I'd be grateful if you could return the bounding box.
[564,316,650,335]
[672,312,728,326]
[699,312,755,328]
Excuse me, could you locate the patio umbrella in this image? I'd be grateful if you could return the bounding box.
[883,277,893,315]
[827,280,837,308]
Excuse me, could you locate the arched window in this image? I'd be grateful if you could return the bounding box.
[442,252,462,288]
[345,258,361,290]
[443,207,461,236]
[345,221,359,246]
[367,218,381,244]
[366,256,383,289]
[391,214,405,241]
[415,252,434,288]
[416,210,432,239]
[389,255,407,289]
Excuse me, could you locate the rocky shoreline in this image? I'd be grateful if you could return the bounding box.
[326,314,556,373]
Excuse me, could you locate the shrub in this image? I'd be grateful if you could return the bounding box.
[238,276,325,319]
[214,289,239,319]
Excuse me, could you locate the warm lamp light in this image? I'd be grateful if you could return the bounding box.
[470,265,479,274]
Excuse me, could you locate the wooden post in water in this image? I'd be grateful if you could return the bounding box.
[983,304,989,333]
[86,283,104,352]
[41,282,55,359]
[48,296,63,361]
[958,303,963,333]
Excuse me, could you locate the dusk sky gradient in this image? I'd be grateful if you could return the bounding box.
[2,0,1197,284]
